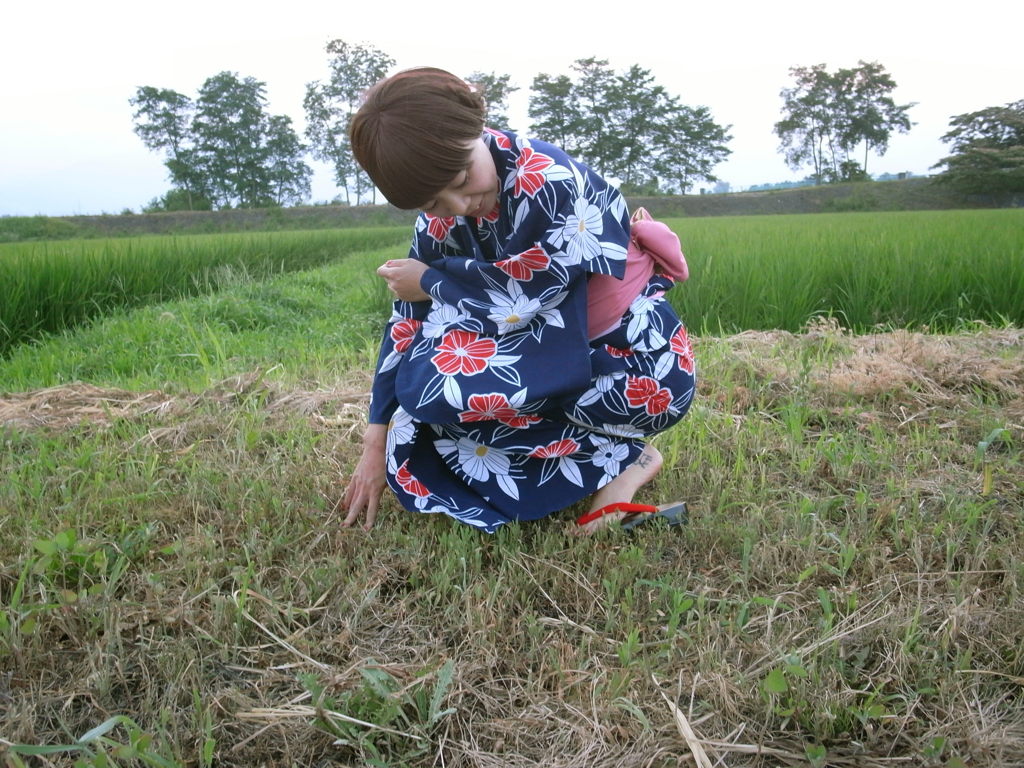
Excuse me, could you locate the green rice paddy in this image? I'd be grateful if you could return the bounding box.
[3,211,1020,365]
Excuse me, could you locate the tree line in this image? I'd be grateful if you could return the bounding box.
[131,41,1023,211]
[131,40,734,211]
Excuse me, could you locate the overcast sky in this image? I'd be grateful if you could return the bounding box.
[2,0,1021,217]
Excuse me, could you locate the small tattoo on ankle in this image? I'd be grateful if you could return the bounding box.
[635,452,653,468]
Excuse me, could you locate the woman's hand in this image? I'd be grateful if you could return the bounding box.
[337,424,388,530]
[377,259,430,302]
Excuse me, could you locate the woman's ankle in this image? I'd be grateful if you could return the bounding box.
[576,444,663,534]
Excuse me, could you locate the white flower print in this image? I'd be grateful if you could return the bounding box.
[596,371,626,393]
[458,438,510,482]
[485,279,544,335]
[590,436,630,476]
[626,295,657,343]
[562,197,604,264]
[487,292,541,334]
[387,408,416,453]
[598,423,645,439]
[629,294,656,315]
[437,436,511,482]
[423,304,469,339]
[575,371,626,408]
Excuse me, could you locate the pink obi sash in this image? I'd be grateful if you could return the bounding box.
[587,207,689,339]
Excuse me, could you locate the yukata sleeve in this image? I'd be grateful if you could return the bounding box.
[367,237,437,424]
[370,298,434,424]
[418,146,630,337]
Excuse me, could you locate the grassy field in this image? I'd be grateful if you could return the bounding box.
[1,217,1022,766]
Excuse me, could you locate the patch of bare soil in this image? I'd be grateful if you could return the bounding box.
[700,325,1024,424]
[0,370,372,437]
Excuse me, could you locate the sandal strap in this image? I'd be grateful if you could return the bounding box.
[575,502,658,526]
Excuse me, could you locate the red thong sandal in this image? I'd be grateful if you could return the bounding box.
[575,502,688,530]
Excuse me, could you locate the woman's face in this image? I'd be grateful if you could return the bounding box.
[419,138,499,219]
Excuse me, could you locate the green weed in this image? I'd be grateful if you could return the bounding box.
[4,715,178,767]
[296,660,456,765]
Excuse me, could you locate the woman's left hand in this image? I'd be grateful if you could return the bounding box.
[377,259,430,302]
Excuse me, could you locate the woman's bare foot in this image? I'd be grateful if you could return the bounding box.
[573,444,663,535]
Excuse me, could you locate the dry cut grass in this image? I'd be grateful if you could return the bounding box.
[1,326,1022,767]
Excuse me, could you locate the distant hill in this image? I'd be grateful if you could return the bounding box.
[0,177,1010,242]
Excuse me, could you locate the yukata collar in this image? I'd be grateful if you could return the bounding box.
[483,128,517,185]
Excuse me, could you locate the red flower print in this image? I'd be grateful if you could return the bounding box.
[625,376,672,416]
[426,214,455,242]
[604,345,634,358]
[459,393,543,428]
[390,318,422,353]
[670,326,695,374]
[503,413,542,429]
[396,460,430,498]
[431,330,498,376]
[495,246,550,281]
[513,147,554,198]
[530,438,581,459]
[459,393,519,423]
[485,127,512,149]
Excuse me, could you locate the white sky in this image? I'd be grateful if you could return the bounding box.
[2,0,1021,216]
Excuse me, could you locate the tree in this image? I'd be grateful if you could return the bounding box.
[129,86,204,209]
[836,61,914,176]
[932,100,1024,195]
[569,58,619,176]
[528,73,581,152]
[602,65,674,188]
[265,115,313,206]
[601,64,730,193]
[775,61,914,183]
[466,71,518,131]
[304,40,394,205]
[775,64,842,184]
[131,73,311,209]
[192,72,273,208]
[528,59,731,194]
[652,105,733,194]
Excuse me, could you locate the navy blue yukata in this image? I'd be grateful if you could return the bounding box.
[368,129,696,532]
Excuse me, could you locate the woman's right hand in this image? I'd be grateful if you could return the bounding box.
[377,258,430,302]
[337,424,388,530]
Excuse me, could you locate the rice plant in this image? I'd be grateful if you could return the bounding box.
[668,209,1024,333]
[0,227,409,356]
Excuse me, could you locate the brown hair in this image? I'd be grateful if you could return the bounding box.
[349,67,487,210]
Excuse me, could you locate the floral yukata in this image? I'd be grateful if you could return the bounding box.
[369,129,696,532]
